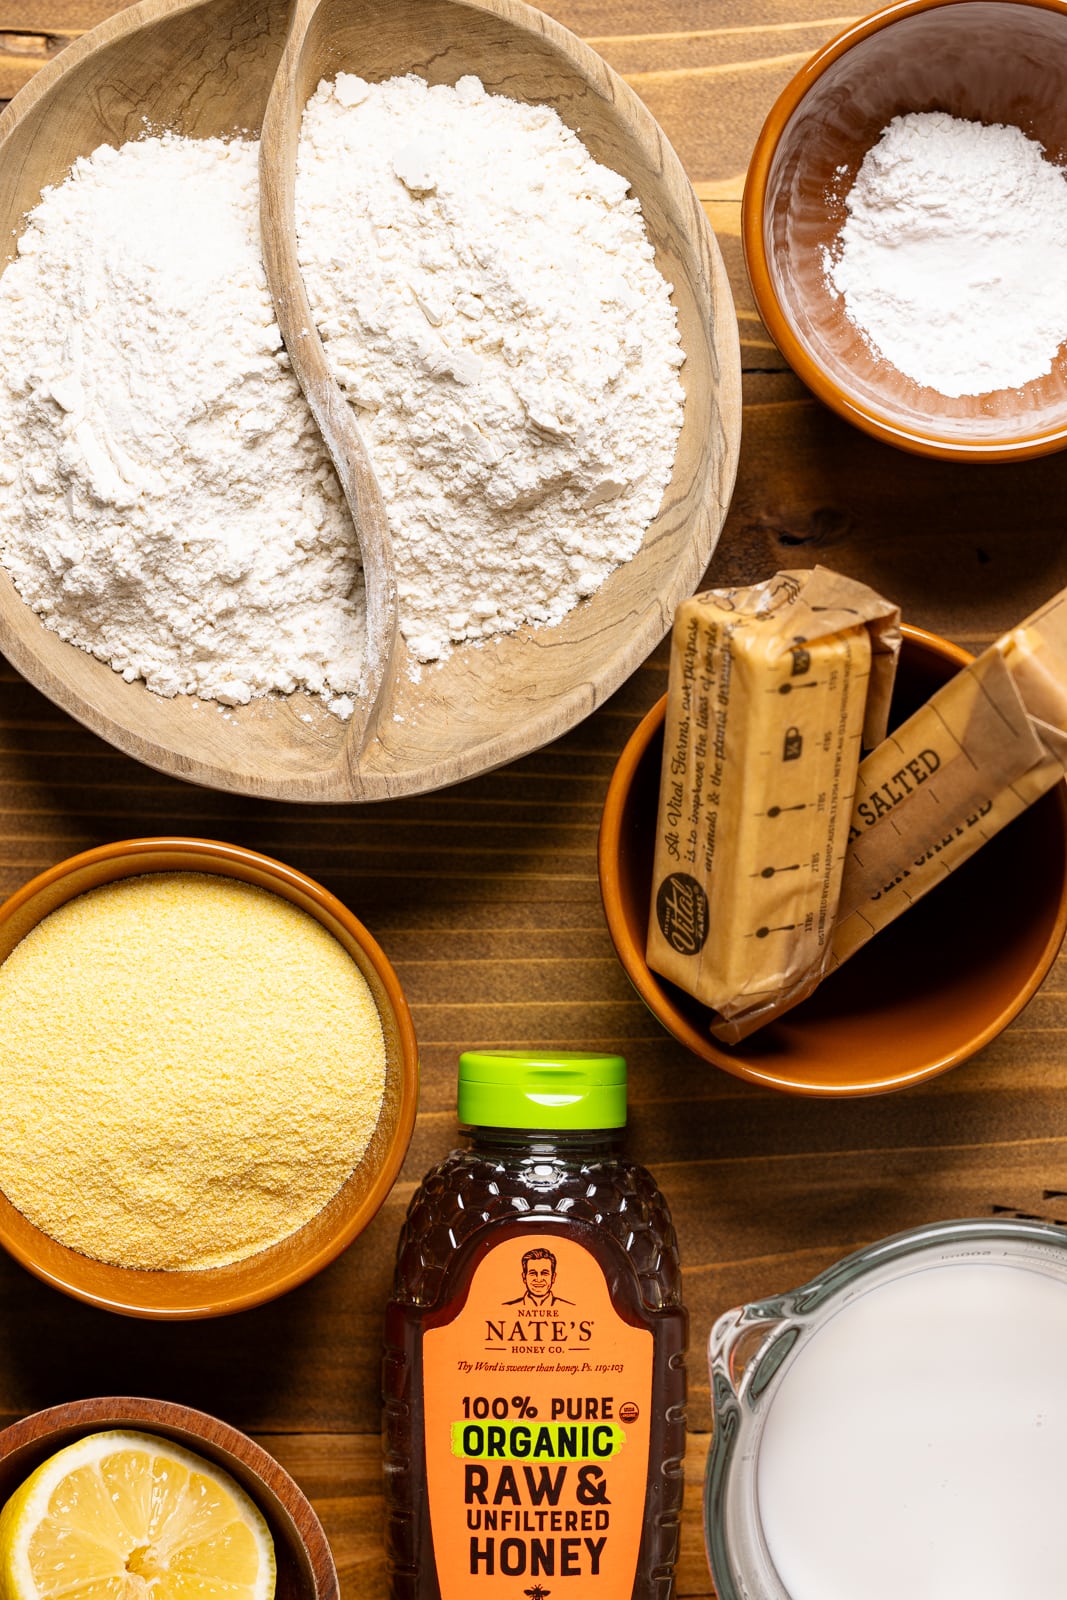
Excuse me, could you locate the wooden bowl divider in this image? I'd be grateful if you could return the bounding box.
[260,0,399,760]
[0,0,741,801]
[0,1397,339,1600]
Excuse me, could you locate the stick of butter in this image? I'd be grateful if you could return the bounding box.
[830,593,1067,968]
[646,568,900,1040]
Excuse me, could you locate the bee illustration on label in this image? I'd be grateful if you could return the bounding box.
[783,726,803,761]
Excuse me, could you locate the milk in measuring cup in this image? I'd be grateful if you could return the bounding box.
[756,1258,1067,1599]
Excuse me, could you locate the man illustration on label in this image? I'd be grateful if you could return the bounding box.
[504,1246,573,1308]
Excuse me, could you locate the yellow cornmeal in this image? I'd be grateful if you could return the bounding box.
[0,872,387,1270]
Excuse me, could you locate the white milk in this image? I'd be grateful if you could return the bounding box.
[755,1258,1067,1599]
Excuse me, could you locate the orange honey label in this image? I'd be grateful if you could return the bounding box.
[423,1233,653,1598]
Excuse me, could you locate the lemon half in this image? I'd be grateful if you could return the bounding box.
[0,1431,276,1600]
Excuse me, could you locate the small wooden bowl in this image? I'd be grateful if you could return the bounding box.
[0,1397,337,1600]
[0,838,419,1316]
[0,0,741,800]
[599,626,1067,1095]
[744,0,1067,461]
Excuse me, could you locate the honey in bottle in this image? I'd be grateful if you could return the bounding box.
[383,1049,687,1600]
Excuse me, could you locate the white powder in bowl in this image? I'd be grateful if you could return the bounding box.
[0,135,365,717]
[824,111,1067,397]
[295,73,685,664]
[0,76,685,714]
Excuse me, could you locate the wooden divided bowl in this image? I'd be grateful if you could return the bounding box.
[0,0,741,800]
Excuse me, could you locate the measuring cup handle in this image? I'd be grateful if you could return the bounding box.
[708,1305,789,1402]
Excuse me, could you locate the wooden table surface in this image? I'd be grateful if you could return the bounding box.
[3,0,1067,1594]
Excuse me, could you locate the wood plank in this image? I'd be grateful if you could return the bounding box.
[0,0,859,197]
[0,29,70,96]
[0,0,119,26]
[258,1434,391,1600]
[699,197,781,370]
[708,371,1067,643]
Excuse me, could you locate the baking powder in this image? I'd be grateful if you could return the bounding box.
[825,111,1067,397]
[295,73,685,663]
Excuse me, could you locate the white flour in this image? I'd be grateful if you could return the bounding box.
[0,135,364,715]
[0,78,683,712]
[295,73,684,663]
[825,111,1067,397]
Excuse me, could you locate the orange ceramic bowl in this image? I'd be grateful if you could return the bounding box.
[598,626,1067,1095]
[0,1397,337,1600]
[743,0,1067,460]
[0,838,419,1316]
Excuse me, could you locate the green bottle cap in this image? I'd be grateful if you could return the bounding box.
[457,1049,627,1130]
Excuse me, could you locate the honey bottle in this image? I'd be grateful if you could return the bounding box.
[383,1049,687,1600]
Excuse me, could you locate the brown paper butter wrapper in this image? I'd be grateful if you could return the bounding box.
[645,568,901,1041]
[829,593,1067,973]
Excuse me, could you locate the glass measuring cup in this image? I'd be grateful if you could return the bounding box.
[705,1216,1067,1599]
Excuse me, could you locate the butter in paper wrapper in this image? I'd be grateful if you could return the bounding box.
[645,568,901,1039]
[829,590,1067,972]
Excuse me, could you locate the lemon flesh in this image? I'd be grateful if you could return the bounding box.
[0,1431,276,1600]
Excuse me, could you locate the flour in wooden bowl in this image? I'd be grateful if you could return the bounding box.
[0,81,684,712]
[0,873,387,1270]
[295,72,686,665]
[0,136,365,717]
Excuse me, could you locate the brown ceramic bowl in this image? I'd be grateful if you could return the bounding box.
[743,0,1067,460]
[0,1396,337,1600]
[0,838,419,1315]
[599,625,1067,1095]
